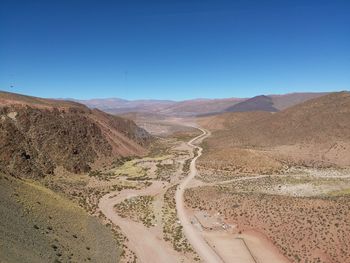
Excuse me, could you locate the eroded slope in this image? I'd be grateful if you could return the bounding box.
[0,91,152,178]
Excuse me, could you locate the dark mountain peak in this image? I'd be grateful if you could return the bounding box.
[225,95,278,113]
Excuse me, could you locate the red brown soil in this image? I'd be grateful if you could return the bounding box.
[269,92,329,110]
[0,91,152,178]
[185,186,350,263]
[198,92,350,173]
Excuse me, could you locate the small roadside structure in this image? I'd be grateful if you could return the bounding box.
[194,211,222,231]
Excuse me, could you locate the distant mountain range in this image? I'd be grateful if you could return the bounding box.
[71,92,330,116]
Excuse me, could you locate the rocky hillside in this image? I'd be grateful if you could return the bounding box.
[269,92,329,110]
[159,98,244,116]
[0,91,152,178]
[222,92,350,146]
[0,174,121,262]
[198,92,350,172]
[225,93,329,113]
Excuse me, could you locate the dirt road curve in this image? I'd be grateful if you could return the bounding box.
[99,125,289,263]
[98,126,223,263]
[99,181,180,263]
[175,127,224,263]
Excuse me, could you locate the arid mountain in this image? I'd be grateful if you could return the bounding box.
[226,91,350,146]
[75,97,244,116]
[74,92,328,116]
[198,91,350,173]
[225,92,329,113]
[159,98,244,116]
[269,92,329,110]
[72,98,176,114]
[1,91,86,109]
[225,95,278,112]
[0,91,152,178]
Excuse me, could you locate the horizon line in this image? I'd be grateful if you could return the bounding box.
[1,88,348,102]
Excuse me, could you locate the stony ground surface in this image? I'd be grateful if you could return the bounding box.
[0,91,152,179]
[97,134,199,262]
[0,173,121,263]
[185,171,350,263]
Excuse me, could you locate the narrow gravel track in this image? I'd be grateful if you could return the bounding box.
[175,127,224,263]
[98,126,227,262]
[99,181,180,263]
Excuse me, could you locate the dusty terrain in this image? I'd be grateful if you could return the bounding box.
[120,112,201,139]
[188,92,350,263]
[0,91,151,178]
[1,90,348,263]
[175,128,224,263]
[95,122,288,263]
[185,170,350,263]
[0,173,121,263]
[0,91,153,263]
[96,129,200,262]
[198,92,350,175]
[100,182,184,263]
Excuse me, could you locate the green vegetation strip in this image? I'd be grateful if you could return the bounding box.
[162,185,199,260]
[114,195,156,227]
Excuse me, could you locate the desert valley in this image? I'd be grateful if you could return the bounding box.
[1,90,349,263]
[1,1,349,262]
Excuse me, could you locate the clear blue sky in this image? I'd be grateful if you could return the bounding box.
[1,0,349,100]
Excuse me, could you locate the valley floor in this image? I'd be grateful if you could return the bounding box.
[94,120,289,263]
[2,117,349,263]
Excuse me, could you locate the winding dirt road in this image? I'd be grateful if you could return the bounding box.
[175,127,224,263]
[98,126,224,263]
[99,181,180,263]
[99,124,290,263]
